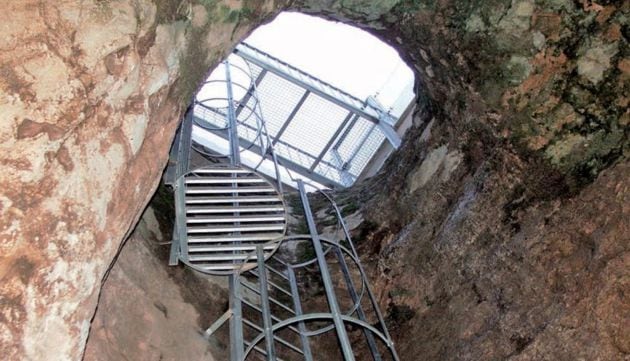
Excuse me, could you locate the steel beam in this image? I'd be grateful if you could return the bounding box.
[170,110,194,265]
[366,96,402,148]
[378,121,401,149]
[235,43,382,125]
[204,309,233,338]
[163,123,181,186]
[272,90,310,145]
[235,69,267,118]
[174,110,193,179]
[331,149,355,186]
[225,60,241,165]
[298,180,355,361]
[310,112,357,172]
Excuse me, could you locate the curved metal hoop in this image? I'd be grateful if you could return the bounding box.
[256,235,368,335]
[177,164,288,276]
[242,313,396,360]
[193,100,267,155]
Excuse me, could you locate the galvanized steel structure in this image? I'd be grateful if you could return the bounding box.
[166,43,402,360]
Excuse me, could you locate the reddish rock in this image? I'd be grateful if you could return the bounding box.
[0,1,278,359]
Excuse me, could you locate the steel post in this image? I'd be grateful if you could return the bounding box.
[287,267,314,361]
[225,60,241,165]
[256,246,277,360]
[298,180,355,361]
[229,274,244,361]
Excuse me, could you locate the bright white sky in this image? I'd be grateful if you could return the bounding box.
[245,12,414,112]
[193,11,415,190]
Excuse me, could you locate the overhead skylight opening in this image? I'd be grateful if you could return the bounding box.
[245,12,414,117]
[191,12,415,190]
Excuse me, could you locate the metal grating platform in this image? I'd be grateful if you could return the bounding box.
[191,43,406,188]
[166,45,402,361]
[179,166,287,274]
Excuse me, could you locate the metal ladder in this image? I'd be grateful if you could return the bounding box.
[166,56,400,361]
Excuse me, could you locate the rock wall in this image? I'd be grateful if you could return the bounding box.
[348,128,628,361]
[295,0,628,359]
[83,202,229,361]
[293,0,628,360]
[297,0,627,185]
[1,0,627,360]
[0,1,280,359]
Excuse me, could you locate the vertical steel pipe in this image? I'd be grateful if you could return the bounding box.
[298,180,355,361]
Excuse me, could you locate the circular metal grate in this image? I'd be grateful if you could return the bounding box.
[180,165,287,275]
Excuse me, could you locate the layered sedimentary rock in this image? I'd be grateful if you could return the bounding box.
[0,1,278,359]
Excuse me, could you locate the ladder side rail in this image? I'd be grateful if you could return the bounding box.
[325,193,401,361]
[298,180,356,361]
[333,246,383,361]
[256,246,277,360]
[287,267,314,361]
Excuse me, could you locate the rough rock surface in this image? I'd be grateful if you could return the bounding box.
[349,139,629,361]
[298,1,629,360]
[1,0,628,360]
[0,1,279,359]
[83,205,229,361]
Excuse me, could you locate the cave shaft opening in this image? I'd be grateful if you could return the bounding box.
[162,13,416,360]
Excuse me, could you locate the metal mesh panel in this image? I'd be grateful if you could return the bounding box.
[192,44,407,188]
[334,117,374,166]
[254,72,307,137]
[193,104,227,128]
[347,126,386,176]
[279,93,350,157]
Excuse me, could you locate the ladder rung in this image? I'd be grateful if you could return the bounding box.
[185,196,281,204]
[187,233,284,243]
[240,281,296,315]
[186,187,276,194]
[240,299,301,335]
[186,215,286,223]
[249,271,292,297]
[187,225,285,233]
[265,265,289,281]
[242,319,304,355]
[186,205,285,213]
[243,340,287,361]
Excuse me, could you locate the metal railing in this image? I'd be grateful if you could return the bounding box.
[166,52,400,361]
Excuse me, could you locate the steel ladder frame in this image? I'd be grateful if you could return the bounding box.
[167,58,400,361]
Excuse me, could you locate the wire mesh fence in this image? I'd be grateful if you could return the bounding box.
[192,46,405,187]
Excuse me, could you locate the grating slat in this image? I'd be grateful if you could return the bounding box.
[186,215,285,223]
[186,186,276,194]
[186,205,284,213]
[185,196,281,204]
[178,166,287,274]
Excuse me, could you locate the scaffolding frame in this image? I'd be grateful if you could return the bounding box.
[191,43,403,188]
[167,50,401,361]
